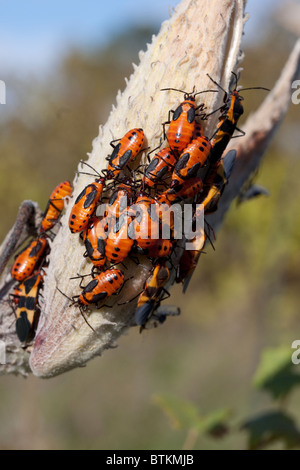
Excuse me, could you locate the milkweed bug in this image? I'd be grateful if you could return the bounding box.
[40,180,72,233]
[68,178,105,233]
[200,149,236,214]
[179,150,236,292]
[82,216,108,269]
[14,271,43,343]
[142,146,177,188]
[106,128,145,179]
[161,87,215,155]
[135,263,170,328]
[170,136,211,187]
[159,177,203,204]
[145,239,173,259]
[57,268,125,332]
[128,192,161,251]
[176,233,205,288]
[207,73,269,164]
[11,237,48,282]
[105,211,135,264]
[76,269,125,306]
[105,178,134,226]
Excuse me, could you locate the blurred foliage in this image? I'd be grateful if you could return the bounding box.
[242,411,300,450]
[253,346,300,400]
[154,394,231,448]
[0,16,300,450]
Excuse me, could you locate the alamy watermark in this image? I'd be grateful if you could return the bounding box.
[291,340,300,364]
[96,200,204,250]
[291,80,300,105]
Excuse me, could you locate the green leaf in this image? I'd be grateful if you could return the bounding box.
[153,394,201,430]
[253,346,300,399]
[194,408,231,438]
[242,411,300,450]
[153,393,231,438]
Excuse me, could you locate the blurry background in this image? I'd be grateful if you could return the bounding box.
[0,0,300,450]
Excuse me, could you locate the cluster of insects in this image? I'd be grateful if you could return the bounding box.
[9,181,73,344]
[64,74,253,333]
[8,72,268,345]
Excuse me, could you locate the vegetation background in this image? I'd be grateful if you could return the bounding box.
[0,0,300,450]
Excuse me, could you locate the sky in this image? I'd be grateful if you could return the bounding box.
[0,0,283,78]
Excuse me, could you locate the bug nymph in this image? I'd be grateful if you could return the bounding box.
[11,237,49,282]
[142,146,177,189]
[57,269,125,333]
[68,177,106,234]
[39,180,72,233]
[170,135,211,188]
[207,72,269,164]
[106,128,145,180]
[161,87,217,155]
[135,263,170,328]
[82,216,108,269]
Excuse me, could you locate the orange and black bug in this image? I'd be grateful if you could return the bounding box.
[207,73,269,164]
[200,149,236,214]
[145,239,174,259]
[82,216,108,269]
[135,263,170,328]
[40,180,72,233]
[175,204,207,291]
[105,211,135,264]
[58,268,125,332]
[106,128,145,179]
[76,269,125,306]
[161,87,214,155]
[179,150,236,291]
[11,237,48,282]
[128,191,162,251]
[105,178,134,227]
[170,136,211,187]
[192,121,203,140]
[142,146,177,188]
[68,178,106,233]
[159,177,203,204]
[14,271,43,343]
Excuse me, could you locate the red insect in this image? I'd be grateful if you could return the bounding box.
[159,177,203,204]
[161,87,210,155]
[146,239,173,259]
[106,128,145,179]
[200,149,236,214]
[142,147,177,188]
[170,136,211,187]
[82,216,108,269]
[135,263,170,327]
[11,237,48,282]
[105,211,135,264]
[76,269,124,306]
[192,121,203,139]
[105,178,134,226]
[129,192,160,251]
[40,180,72,233]
[14,271,43,343]
[69,178,105,233]
[207,73,269,164]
